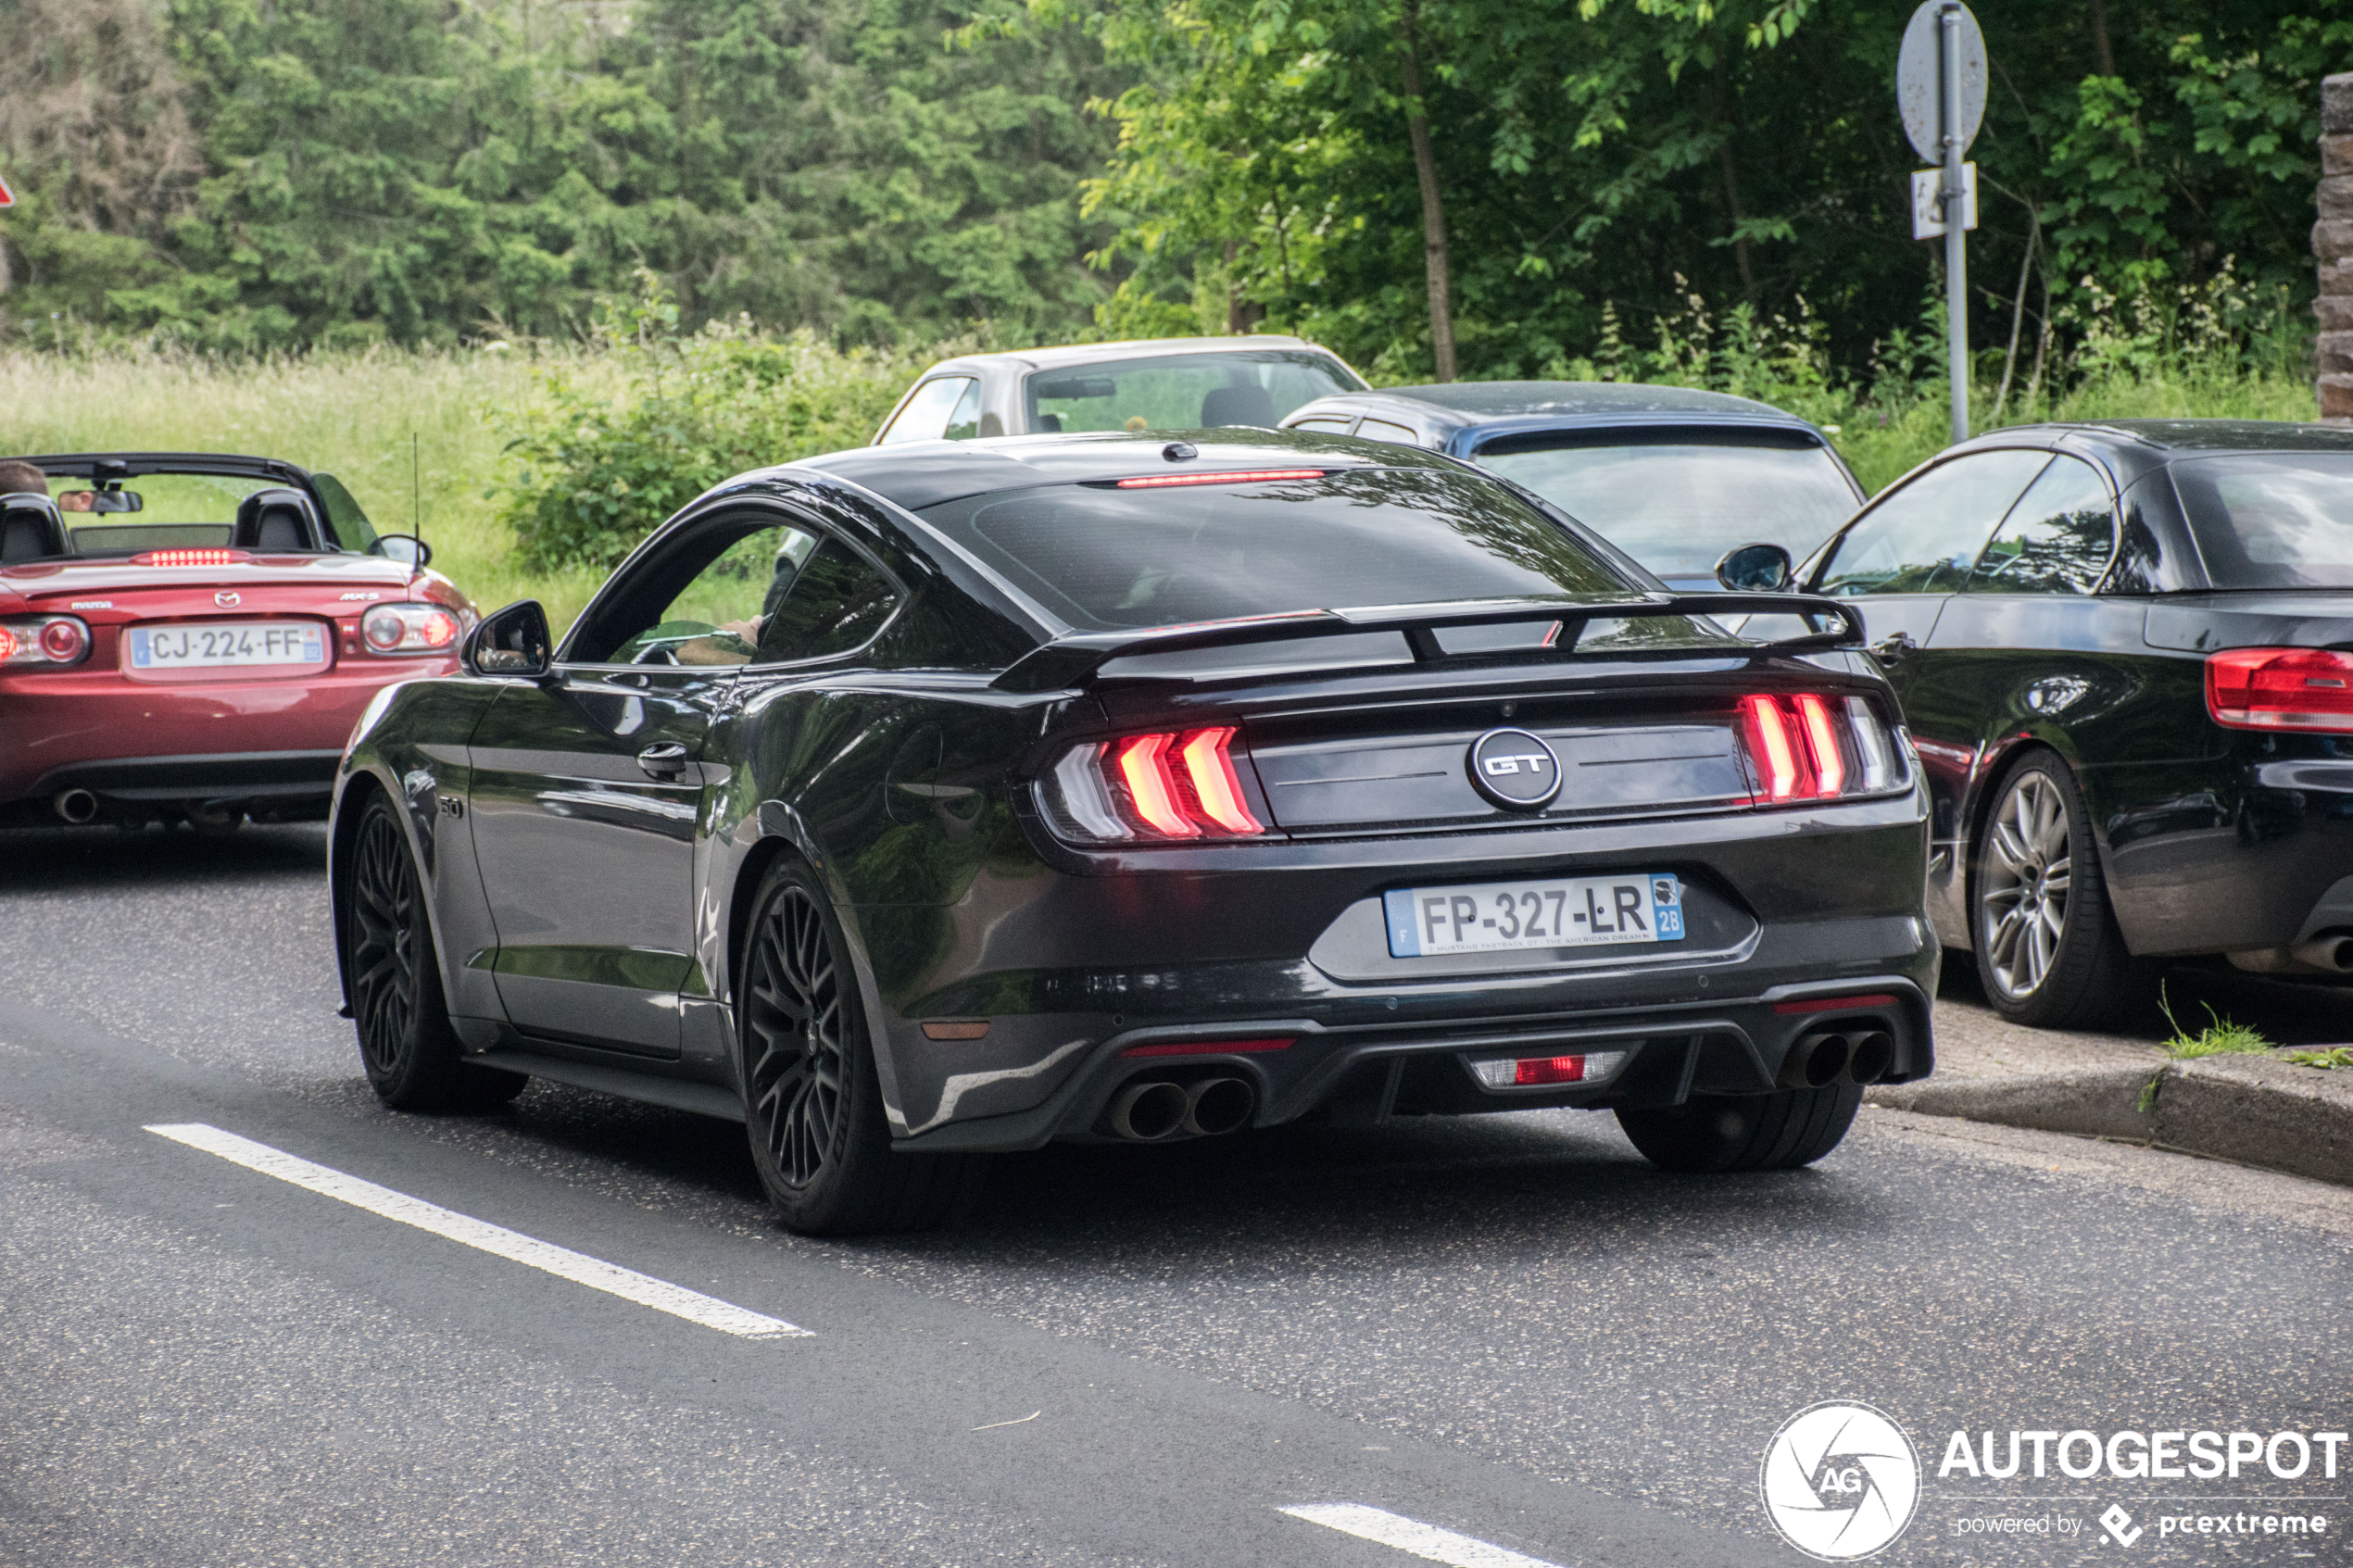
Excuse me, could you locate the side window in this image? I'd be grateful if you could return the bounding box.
[1816,449,2052,596]
[1290,415,1353,434]
[1355,418,1422,447]
[942,380,984,441]
[756,540,901,663]
[596,522,819,667]
[1966,455,2116,595]
[878,377,977,445]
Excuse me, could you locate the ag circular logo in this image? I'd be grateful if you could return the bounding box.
[1466,727,1559,810]
[1760,1401,1919,1561]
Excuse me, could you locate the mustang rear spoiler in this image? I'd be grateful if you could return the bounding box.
[991,593,1866,694]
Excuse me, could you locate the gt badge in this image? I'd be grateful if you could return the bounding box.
[1467,727,1561,811]
[214,591,241,608]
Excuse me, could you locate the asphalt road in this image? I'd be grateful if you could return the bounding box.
[2,824,2349,1568]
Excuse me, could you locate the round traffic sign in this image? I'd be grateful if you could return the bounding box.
[1896,1,1987,162]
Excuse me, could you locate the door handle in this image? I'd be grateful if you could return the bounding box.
[1869,631,1919,663]
[636,741,690,780]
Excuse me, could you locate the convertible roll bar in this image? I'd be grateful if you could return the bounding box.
[990,592,1866,694]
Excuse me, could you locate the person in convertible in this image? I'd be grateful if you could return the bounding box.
[0,459,48,497]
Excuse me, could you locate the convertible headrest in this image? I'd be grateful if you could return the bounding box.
[0,494,68,564]
[232,487,324,552]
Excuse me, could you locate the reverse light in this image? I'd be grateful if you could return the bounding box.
[1046,726,1270,842]
[2206,647,2353,733]
[0,615,91,668]
[1469,1050,1629,1088]
[132,548,249,567]
[1114,469,1326,489]
[1739,693,1903,804]
[361,603,462,655]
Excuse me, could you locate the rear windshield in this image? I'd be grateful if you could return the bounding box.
[1473,430,1856,582]
[2171,453,2353,589]
[917,467,1633,632]
[1024,351,1359,435]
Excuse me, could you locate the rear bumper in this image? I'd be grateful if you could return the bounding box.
[0,658,456,811]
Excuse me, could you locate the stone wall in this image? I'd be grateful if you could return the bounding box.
[2319,73,2353,423]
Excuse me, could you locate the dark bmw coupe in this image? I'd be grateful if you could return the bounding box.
[330,430,1936,1234]
[1719,419,2353,1028]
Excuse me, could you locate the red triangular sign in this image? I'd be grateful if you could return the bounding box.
[0,174,14,207]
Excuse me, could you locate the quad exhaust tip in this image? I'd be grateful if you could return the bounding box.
[1780,1028,1898,1089]
[1107,1075,1258,1141]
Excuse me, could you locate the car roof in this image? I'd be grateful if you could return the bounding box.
[4,451,316,483]
[1958,420,2353,457]
[1286,380,1822,437]
[784,429,1455,511]
[911,336,1335,376]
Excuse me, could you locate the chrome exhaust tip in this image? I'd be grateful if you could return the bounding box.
[2292,933,2353,973]
[1180,1077,1255,1137]
[1108,1080,1189,1142]
[53,788,97,825]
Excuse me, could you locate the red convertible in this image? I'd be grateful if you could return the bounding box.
[0,452,473,830]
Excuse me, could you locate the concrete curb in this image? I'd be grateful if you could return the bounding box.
[1868,1055,2353,1188]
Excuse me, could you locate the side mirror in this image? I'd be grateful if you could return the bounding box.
[1715,542,1794,593]
[374,533,433,568]
[463,599,554,679]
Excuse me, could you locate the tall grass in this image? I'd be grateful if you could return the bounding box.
[0,270,2318,630]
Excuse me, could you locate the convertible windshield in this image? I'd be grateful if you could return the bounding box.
[2171,453,2353,590]
[1473,430,1856,583]
[918,467,1633,632]
[1025,351,1359,435]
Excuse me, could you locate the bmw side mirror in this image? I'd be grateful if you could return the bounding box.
[1715,542,1793,593]
[464,599,554,680]
[375,533,433,568]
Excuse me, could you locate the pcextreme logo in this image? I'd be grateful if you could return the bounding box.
[1760,1401,1921,1561]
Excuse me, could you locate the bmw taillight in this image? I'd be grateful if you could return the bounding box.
[361,603,461,655]
[1739,694,1903,803]
[1045,726,1271,842]
[2206,647,2353,733]
[0,615,91,668]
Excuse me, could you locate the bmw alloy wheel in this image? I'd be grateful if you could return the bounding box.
[1977,769,2072,1001]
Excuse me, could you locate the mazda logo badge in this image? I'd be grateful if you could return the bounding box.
[214,591,241,608]
[1467,727,1560,810]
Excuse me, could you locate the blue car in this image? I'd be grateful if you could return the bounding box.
[1279,382,1863,591]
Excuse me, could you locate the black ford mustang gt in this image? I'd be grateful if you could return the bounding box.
[329,431,1936,1234]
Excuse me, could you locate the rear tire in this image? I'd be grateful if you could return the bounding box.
[345,793,526,1111]
[1616,1084,1862,1173]
[1970,752,2146,1029]
[738,858,981,1236]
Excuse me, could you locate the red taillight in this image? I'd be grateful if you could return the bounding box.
[1114,469,1326,489]
[132,548,249,567]
[1773,992,1901,1016]
[1049,726,1269,842]
[1468,1049,1629,1088]
[361,603,463,655]
[2206,647,2353,733]
[1739,694,1902,804]
[0,626,18,660]
[0,615,90,668]
[38,619,86,662]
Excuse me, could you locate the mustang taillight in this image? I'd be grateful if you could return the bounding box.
[1739,693,1902,803]
[2206,647,2353,733]
[1469,1050,1629,1088]
[361,603,461,655]
[1047,725,1270,841]
[133,548,249,567]
[0,615,91,668]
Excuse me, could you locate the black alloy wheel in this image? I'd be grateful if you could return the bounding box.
[1616,1083,1862,1173]
[739,858,979,1236]
[1970,752,2144,1028]
[346,793,525,1111]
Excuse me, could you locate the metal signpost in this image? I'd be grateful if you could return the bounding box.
[1897,1,1986,445]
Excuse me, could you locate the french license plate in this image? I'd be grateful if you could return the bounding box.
[130,621,325,670]
[1384,872,1684,957]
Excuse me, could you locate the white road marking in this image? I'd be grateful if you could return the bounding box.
[145,1123,811,1339]
[1280,1504,1571,1568]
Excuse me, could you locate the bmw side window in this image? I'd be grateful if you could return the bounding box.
[1355,418,1422,447]
[879,378,976,445]
[755,540,901,663]
[1965,455,2116,595]
[1814,449,2053,596]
